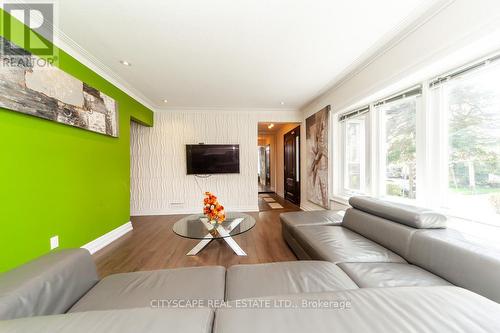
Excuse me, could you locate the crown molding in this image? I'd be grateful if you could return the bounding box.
[6,0,453,115]
[300,0,455,112]
[53,32,159,112]
[156,106,299,113]
[4,0,159,112]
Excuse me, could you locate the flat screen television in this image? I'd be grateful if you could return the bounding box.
[186,144,240,175]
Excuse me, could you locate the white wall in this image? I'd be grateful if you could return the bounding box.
[131,109,301,215]
[300,0,500,211]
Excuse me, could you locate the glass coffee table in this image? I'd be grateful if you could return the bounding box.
[173,212,256,256]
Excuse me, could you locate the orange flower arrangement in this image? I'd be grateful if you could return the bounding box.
[203,192,226,224]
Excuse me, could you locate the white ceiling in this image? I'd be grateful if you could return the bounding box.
[258,122,299,134]
[52,0,439,111]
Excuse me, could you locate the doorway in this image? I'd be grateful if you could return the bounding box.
[258,145,272,193]
[257,122,301,207]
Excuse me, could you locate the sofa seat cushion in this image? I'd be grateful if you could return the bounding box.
[69,266,225,312]
[280,210,344,229]
[214,287,500,333]
[0,308,214,333]
[338,262,451,288]
[225,261,358,301]
[293,226,406,264]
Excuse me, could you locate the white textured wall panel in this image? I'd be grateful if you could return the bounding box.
[131,110,301,215]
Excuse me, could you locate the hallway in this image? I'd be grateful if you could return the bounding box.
[258,183,273,193]
[258,193,300,212]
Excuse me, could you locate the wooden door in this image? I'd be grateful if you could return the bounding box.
[284,126,300,205]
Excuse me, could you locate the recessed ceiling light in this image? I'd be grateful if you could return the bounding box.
[120,60,131,66]
[268,124,275,129]
[280,101,285,105]
[163,99,168,103]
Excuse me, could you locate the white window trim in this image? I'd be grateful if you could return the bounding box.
[343,119,366,194]
[340,115,368,197]
[330,112,340,201]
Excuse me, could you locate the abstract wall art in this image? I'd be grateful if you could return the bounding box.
[306,105,330,208]
[0,36,119,137]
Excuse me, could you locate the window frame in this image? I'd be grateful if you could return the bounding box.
[338,110,370,198]
[331,50,500,227]
[374,93,422,203]
[342,117,366,194]
[428,62,500,225]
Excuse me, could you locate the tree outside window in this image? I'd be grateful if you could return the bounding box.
[379,98,418,199]
[445,71,500,222]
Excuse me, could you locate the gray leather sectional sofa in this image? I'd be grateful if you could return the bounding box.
[282,196,500,303]
[1,196,500,332]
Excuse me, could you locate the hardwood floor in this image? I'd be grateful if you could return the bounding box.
[258,193,300,212]
[93,197,299,278]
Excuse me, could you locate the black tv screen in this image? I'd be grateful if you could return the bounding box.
[186,144,240,174]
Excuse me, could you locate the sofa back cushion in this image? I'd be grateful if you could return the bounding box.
[0,249,99,320]
[409,230,500,303]
[349,196,447,229]
[342,208,417,259]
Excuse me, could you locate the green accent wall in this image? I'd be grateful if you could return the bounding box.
[0,9,154,272]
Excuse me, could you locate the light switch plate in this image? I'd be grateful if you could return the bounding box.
[50,235,59,250]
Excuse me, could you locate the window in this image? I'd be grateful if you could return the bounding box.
[340,107,369,195]
[375,89,421,200]
[334,52,500,230]
[431,60,500,224]
[345,118,365,191]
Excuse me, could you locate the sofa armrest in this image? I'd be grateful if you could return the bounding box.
[0,249,99,320]
[0,308,214,333]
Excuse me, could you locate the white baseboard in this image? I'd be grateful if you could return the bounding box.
[131,205,259,216]
[81,221,133,254]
